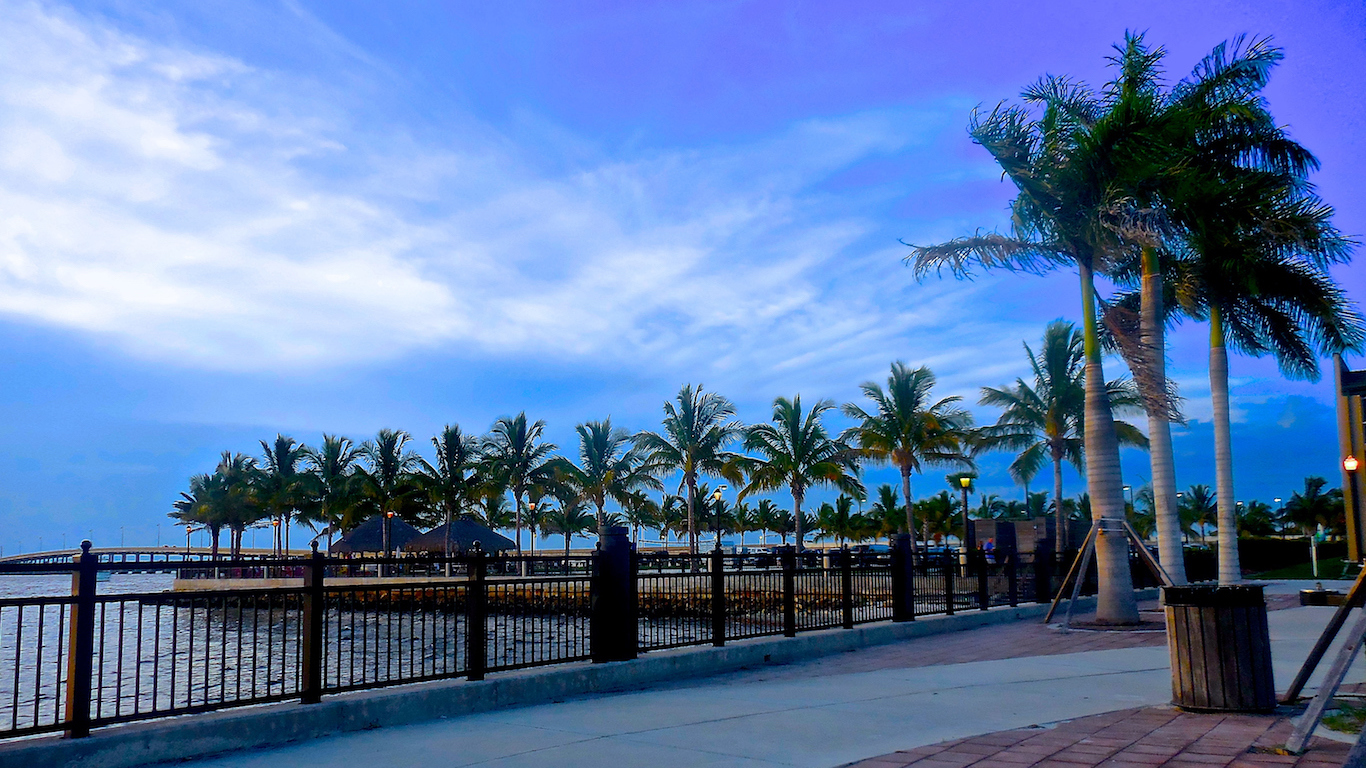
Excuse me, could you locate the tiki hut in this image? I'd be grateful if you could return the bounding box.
[406,517,515,554]
[331,515,423,554]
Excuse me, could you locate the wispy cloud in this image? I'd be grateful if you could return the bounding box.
[0,1,1013,386]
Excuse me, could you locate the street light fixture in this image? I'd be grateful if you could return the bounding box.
[711,485,727,551]
[1347,455,1360,473]
[958,476,972,572]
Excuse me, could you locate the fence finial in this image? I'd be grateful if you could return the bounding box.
[80,540,92,554]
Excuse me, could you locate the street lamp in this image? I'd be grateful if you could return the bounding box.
[273,518,281,557]
[1347,455,1360,473]
[711,485,727,551]
[1275,498,1284,538]
[1123,485,1133,510]
[959,476,972,573]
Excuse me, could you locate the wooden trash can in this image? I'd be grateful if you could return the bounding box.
[1164,585,1275,713]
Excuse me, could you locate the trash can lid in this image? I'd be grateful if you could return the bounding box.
[1162,584,1265,607]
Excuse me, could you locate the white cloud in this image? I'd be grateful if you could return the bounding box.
[0,1,1020,387]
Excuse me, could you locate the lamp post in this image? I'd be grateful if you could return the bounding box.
[1347,455,1360,473]
[273,518,282,557]
[1274,498,1283,538]
[711,485,727,552]
[1123,485,1133,511]
[959,476,972,574]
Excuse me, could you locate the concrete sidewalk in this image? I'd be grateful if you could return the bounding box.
[158,582,1365,768]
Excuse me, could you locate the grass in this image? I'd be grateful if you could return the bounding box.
[1251,558,1353,580]
[1323,699,1366,734]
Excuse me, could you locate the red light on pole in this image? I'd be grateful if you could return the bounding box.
[1347,455,1360,473]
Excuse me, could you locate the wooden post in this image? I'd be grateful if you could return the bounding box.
[781,546,796,637]
[710,547,726,647]
[466,545,487,680]
[300,543,325,704]
[943,551,955,616]
[976,549,989,611]
[64,541,97,738]
[1007,551,1018,608]
[891,534,915,622]
[840,547,854,629]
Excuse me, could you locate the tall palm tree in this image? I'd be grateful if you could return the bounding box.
[553,418,663,538]
[978,321,1148,559]
[258,435,310,555]
[423,424,482,564]
[171,473,224,558]
[842,363,973,564]
[303,434,364,547]
[634,385,743,554]
[171,452,262,559]
[358,429,428,556]
[907,63,1166,623]
[483,413,558,558]
[739,396,863,553]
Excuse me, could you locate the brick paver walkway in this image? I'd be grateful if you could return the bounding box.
[842,706,1349,768]
[729,603,1168,683]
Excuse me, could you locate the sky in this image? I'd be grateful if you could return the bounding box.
[0,0,1363,553]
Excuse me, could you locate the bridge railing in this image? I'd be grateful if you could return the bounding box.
[0,535,1051,740]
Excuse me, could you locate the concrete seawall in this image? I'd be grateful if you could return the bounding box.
[0,591,1154,768]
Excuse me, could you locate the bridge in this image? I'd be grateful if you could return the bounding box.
[0,546,308,567]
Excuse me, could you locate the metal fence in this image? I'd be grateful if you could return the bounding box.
[0,534,1052,740]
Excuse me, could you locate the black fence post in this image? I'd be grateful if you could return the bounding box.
[466,545,488,680]
[891,533,915,622]
[840,547,854,629]
[591,526,637,663]
[976,550,989,611]
[943,552,955,616]
[710,547,726,647]
[1007,551,1019,608]
[1034,553,1051,604]
[64,540,97,738]
[300,542,325,704]
[781,546,797,637]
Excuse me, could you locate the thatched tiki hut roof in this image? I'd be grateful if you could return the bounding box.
[406,517,516,554]
[331,515,422,554]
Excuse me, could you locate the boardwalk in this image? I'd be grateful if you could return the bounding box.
[172,581,1359,768]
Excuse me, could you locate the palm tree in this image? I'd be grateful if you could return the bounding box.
[542,499,596,558]
[303,434,364,547]
[1179,485,1218,546]
[916,492,959,547]
[1238,501,1278,538]
[907,58,1170,622]
[978,321,1148,560]
[754,498,782,546]
[483,413,558,558]
[1284,477,1346,536]
[816,494,864,546]
[869,484,904,543]
[358,429,428,557]
[423,424,482,567]
[842,363,973,563]
[634,385,743,554]
[171,473,224,558]
[738,396,863,553]
[258,435,310,555]
[553,418,663,538]
[620,492,660,545]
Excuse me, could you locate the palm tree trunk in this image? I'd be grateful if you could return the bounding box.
[1209,307,1241,584]
[597,502,606,540]
[1140,247,1187,585]
[1079,262,1140,624]
[900,467,918,566]
[444,503,454,577]
[1052,454,1065,563]
[686,472,698,554]
[793,486,805,553]
[514,491,523,558]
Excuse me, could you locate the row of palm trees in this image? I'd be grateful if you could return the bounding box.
[907,33,1363,621]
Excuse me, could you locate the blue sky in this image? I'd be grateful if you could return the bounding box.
[0,0,1362,552]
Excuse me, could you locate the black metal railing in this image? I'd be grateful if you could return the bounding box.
[0,532,1058,740]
